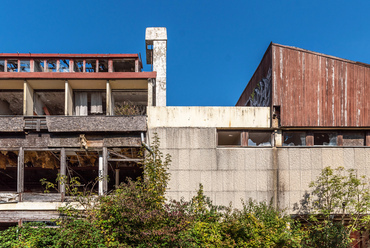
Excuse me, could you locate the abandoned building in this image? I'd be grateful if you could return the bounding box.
[1,27,370,231]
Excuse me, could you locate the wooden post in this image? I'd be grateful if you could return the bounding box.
[60,148,66,201]
[115,169,120,189]
[366,131,370,147]
[17,147,24,196]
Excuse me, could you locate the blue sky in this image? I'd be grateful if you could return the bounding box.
[2,0,370,106]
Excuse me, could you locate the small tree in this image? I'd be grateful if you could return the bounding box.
[298,166,370,247]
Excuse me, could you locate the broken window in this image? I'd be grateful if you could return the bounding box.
[47,60,57,72]
[112,91,147,115]
[343,132,365,146]
[107,148,143,192]
[314,132,337,146]
[34,60,45,72]
[218,131,242,146]
[24,151,60,193]
[85,60,97,72]
[113,59,135,72]
[0,90,23,115]
[0,151,18,191]
[74,91,106,116]
[0,60,5,72]
[19,60,30,72]
[98,60,108,72]
[33,90,65,115]
[59,59,69,72]
[66,150,99,194]
[283,132,306,146]
[248,132,272,146]
[7,60,18,72]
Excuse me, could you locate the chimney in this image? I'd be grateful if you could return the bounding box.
[145,27,167,106]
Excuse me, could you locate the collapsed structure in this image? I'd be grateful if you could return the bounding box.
[0,28,370,231]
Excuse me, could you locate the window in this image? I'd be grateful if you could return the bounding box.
[343,132,365,146]
[47,60,57,72]
[59,59,70,72]
[19,60,30,72]
[218,131,241,146]
[7,60,18,72]
[74,91,106,116]
[0,60,5,72]
[217,130,272,147]
[314,132,337,146]
[283,132,306,146]
[248,132,271,146]
[34,60,45,72]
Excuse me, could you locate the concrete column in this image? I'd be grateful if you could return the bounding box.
[23,80,34,116]
[147,78,155,106]
[106,80,114,115]
[17,147,24,194]
[145,27,167,106]
[60,148,66,200]
[65,80,73,116]
[103,147,108,194]
[274,130,282,147]
[98,152,103,196]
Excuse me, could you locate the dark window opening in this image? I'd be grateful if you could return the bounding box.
[85,60,97,72]
[0,151,18,192]
[0,90,23,115]
[343,132,365,146]
[74,60,84,72]
[66,151,99,194]
[24,151,60,193]
[107,147,143,192]
[283,132,306,146]
[0,223,17,231]
[34,90,65,115]
[7,60,18,72]
[47,60,57,72]
[98,60,108,72]
[0,60,5,72]
[314,132,337,146]
[112,59,135,72]
[112,91,147,115]
[218,131,241,146]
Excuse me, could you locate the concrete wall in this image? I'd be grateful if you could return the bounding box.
[147,106,370,212]
[150,126,370,212]
[147,106,270,128]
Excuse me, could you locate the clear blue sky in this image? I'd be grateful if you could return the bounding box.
[2,0,370,106]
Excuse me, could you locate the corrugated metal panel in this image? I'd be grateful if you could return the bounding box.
[272,44,370,127]
[236,44,272,106]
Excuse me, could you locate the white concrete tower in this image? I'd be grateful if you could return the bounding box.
[145,27,167,106]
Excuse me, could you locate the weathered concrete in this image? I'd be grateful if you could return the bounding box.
[147,106,270,128]
[149,126,370,213]
[47,116,147,132]
[146,28,167,106]
[0,117,24,131]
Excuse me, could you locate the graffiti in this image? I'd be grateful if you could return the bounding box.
[245,68,271,107]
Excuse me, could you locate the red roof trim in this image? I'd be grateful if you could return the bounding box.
[0,71,156,79]
[0,54,139,59]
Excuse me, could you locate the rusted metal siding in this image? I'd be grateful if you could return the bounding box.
[272,44,370,127]
[236,44,272,106]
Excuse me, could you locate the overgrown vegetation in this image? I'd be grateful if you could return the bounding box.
[1,137,370,247]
